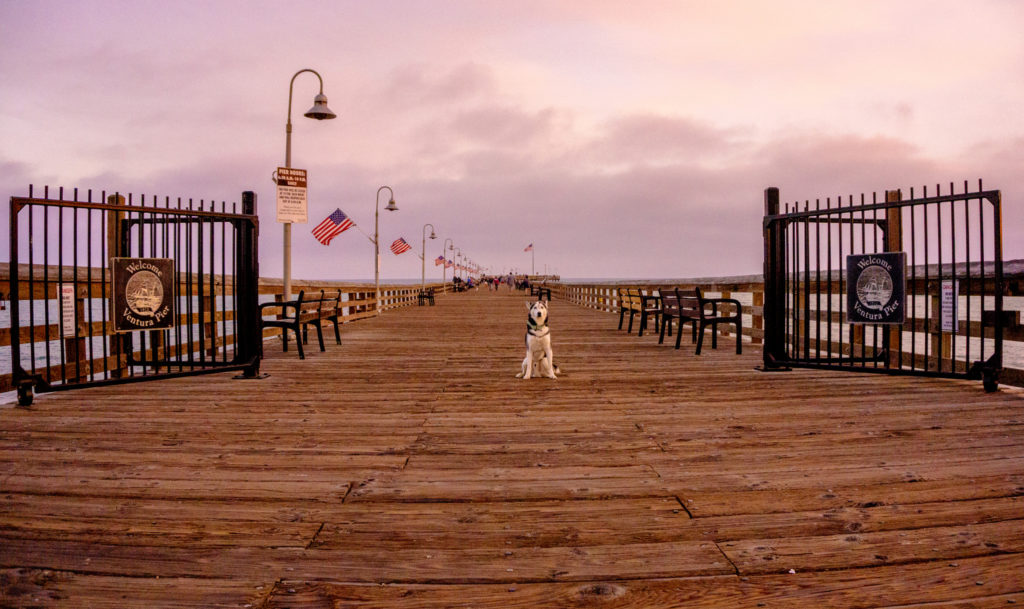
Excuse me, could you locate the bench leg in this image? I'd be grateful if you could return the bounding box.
[332,319,341,345]
[618,309,625,330]
[638,311,647,337]
[658,316,668,344]
[315,324,325,352]
[695,322,706,355]
[711,321,718,350]
[735,319,742,354]
[294,328,305,359]
[675,320,684,350]
[627,311,636,334]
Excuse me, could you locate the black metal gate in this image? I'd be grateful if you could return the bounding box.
[8,186,262,405]
[762,182,1004,391]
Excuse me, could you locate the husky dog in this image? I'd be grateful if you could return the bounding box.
[516,300,560,379]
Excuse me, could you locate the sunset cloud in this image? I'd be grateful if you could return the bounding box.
[1,0,1021,280]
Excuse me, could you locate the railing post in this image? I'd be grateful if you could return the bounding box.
[236,191,263,378]
[762,187,788,368]
[752,290,764,345]
[106,194,126,379]
[884,189,903,370]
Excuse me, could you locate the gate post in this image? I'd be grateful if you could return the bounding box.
[884,190,904,369]
[762,187,788,368]
[106,193,126,378]
[236,191,263,378]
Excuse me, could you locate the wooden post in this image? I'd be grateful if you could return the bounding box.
[929,289,952,371]
[106,194,126,378]
[884,190,903,369]
[63,285,89,383]
[204,292,218,357]
[720,290,732,337]
[752,290,764,345]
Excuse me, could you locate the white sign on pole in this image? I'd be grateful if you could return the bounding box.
[60,284,76,338]
[275,167,308,224]
[940,279,958,333]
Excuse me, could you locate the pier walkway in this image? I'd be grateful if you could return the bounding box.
[2,289,1023,607]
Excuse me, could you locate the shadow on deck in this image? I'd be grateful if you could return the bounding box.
[2,289,1023,607]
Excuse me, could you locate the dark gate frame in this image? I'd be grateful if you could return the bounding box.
[8,188,263,405]
[762,184,1004,391]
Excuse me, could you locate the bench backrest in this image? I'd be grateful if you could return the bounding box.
[619,288,642,311]
[676,287,703,319]
[295,290,323,323]
[660,288,680,315]
[326,289,343,316]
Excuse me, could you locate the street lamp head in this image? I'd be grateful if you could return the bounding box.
[304,93,337,120]
[385,197,398,212]
[429,229,437,239]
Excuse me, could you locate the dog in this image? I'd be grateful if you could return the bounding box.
[516,300,560,379]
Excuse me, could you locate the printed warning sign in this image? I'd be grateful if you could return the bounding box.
[275,167,308,224]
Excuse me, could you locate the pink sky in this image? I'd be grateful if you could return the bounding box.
[2,0,1022,279]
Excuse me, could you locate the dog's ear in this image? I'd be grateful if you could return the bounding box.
[525,302,532,311]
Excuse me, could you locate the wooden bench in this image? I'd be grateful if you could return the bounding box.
[530,285,551,301]
[637,289,661,337]
[673,287,743,354]
[321,289,343,345]
[658,288,680,345]
[302,289,344,348]
[617,288,642,332]
[417,287,435,306]
[259,290,324,360]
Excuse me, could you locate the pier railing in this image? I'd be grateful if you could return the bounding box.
[550,277,1024,388]
[0,264,446,396]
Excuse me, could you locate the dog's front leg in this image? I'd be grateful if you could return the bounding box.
[519,354,532,379]
[543,345,557,379]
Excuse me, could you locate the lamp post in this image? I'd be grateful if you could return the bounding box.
[282,68,336,301]
[442,238,453,292]
[454,248,462,282]
[421,223,436,292]
[374,186,398,315]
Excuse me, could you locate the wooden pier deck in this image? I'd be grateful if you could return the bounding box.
[2,289,1023,608]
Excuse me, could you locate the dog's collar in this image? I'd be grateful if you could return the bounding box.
[527,325,549,337]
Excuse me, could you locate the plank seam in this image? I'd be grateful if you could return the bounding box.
[674,495,694,518]
[256,578,282,609]
[714,540,741,576]
[305,522,326,550]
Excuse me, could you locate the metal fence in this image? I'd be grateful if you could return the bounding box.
[762,182,1004,391]
[8,186,261,405]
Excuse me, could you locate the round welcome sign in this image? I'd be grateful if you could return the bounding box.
[112,258,175,333]
[846,252,906,325]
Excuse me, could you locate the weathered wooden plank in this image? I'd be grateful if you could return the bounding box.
[679,474,1024,516]
[0,569,271,609]
[0,537,732,583]
[261,552,1024,608]
[722,519,1024,574]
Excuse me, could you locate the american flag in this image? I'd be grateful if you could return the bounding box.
[311,209,354,245]
[390,237,412,255]
[445,259,454,269]
[524,243,533,252]
[434,255,445,266]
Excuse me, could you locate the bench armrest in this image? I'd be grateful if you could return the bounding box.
[259,300,300,318]
[701,297,742,315]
